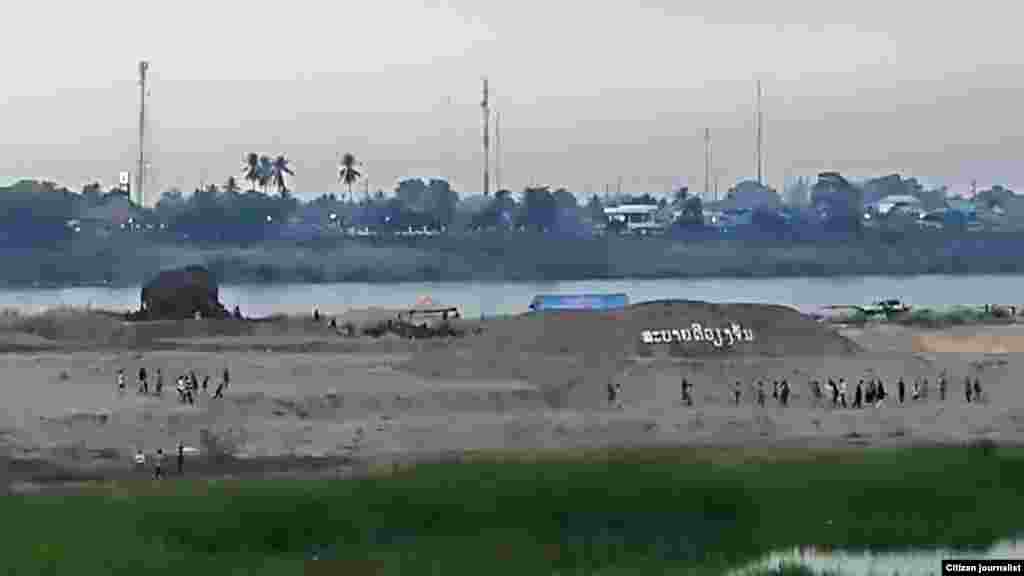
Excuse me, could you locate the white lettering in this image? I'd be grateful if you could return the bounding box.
[641,331,654,344]
[690,323,704,341]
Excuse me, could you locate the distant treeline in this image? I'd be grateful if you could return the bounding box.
[6,230,1024,288]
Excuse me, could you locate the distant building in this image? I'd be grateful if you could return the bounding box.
[603,204,664,235]
[721,180,782,212]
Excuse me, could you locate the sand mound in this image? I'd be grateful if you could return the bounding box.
[402,300,859,407]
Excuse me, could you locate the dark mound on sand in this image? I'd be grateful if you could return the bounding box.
[482,300,858,359]
[402,300,859,407]
[133,265,230,321]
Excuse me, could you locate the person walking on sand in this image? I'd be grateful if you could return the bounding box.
[973,377,983,404]
[757,381,766,407]
[177,441,185,475]
[681,377,688,404]
[176,376,187,404]
[681,379,693,407]
[190,371,199,393]
[155,369,163,397]
[939,372,948,401]
[911,379,921,402]
[780,380,790,407]
[134,448,146,472]
[202,375,210,394]
[733,381,742,405]
[839,379,848,409]
[865,380,875,406]
[772,380,779,401]
[116,368,126,394]
[138,366,148,395]
[608,381,617,407]
[854,380,863,409]
[965,376,973,403]
[154,449,164,479]
[223,367,231,391]
[828,379,838,408]
[898,378,906,405]
[213,379,225,399]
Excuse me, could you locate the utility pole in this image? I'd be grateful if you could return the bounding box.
[704,128,711,201]
[617,176,622,196]
[481,77,490,196]
[137,60,149,207]
[494,109,502,193]
[756,79,763,186]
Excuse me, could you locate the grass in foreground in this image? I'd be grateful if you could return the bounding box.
[4,445,1023,575]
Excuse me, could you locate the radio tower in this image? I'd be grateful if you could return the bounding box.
[481,77,490,197]
[136,60,149,207]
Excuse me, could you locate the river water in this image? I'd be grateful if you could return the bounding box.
[0,274,1020,319]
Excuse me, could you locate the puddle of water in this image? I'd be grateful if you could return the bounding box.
[730,537,1024,576]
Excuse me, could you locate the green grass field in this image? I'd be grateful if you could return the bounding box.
[4,445,1021,575]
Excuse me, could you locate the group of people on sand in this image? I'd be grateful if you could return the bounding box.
[117,366,230,404]
[134,441,190,480]
[671,368,986,410]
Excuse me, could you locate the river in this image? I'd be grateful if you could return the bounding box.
[0,274,1018,319]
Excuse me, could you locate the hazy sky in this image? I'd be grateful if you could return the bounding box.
[2,0,1022,203]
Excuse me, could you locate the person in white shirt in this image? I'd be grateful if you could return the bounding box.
[134,449,146,471]
[838,379,848,409]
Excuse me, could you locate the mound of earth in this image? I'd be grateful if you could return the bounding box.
[914,327,1024,353]
[402,300,859,407]
[137,266,230,321]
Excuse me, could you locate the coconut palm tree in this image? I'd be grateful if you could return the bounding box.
[271,155,294,195]
[337,152,362,202]
[258,155,274,194]
[242,153,260,192]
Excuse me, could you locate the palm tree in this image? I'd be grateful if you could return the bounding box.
[242,153,260,192]
[271,155,294,196]
[224,176,241,195]
[258,155,274,194]
[337,152,362,202]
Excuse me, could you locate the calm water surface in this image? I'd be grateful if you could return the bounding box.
[730,536,1024,576]
[0,274,1020,318]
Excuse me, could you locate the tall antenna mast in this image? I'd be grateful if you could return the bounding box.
[494,109,502,192]
[756,79,763,186]
[704,128,711,201]
[481,76,490,196]
[137,60,149,207]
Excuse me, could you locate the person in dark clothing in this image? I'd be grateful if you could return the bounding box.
[938,373,947,401]
[608,381,617,406]
[681,380,693,407]
[314,309,321,322]
[177,442,185,475]
[223,367,230,390]
[973,378,982,403]
[898,378,906,404]
[829,379,839,407]
[780,380,790,407]
[878,379,887,402]
[757,382,766,407]
[810,380,822,407]
[854,380,863,409]
[965,376,973,403]
[772,381,779,401]
[154,449,164,479]
[733,381,742,405]
[202,375,210,393]
[681,377,688,404]
[190,371,199,392]
[865,380,875,405]
[155,369,163,396]
[233,305,242,320]
[213,381,225,399]
[138,367,148,394]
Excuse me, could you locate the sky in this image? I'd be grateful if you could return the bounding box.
[2,0,1023,204]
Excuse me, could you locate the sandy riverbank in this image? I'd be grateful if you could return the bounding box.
[2,303,1021,493]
